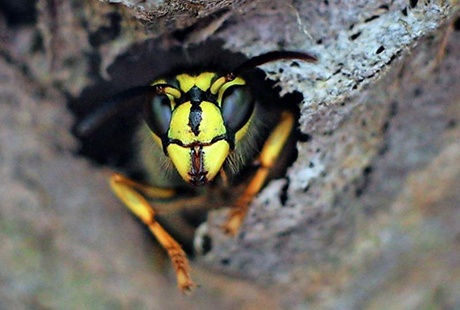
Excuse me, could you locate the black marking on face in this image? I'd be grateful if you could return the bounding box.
[189,86,202,104]
[189,103,202,136]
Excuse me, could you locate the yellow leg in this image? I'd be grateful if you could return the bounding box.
[223,111,295,236]
[110,173,195,293]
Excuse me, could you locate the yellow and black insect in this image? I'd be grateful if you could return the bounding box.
[77,50,316,292]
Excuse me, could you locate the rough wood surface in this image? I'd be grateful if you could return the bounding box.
[1,0,459,308]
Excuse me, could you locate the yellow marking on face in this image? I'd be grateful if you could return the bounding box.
[216,77,246,107]
[210,76,227,94]
[166,140,230,184]
[151,78,181,95]
[151,79,167,85]
[176,72,217,92]
[168,101,226,145]
[167,144,192,182]
[235,111,254,142]
[202,140,230,181]
[210,76,247,96]
[164,87,181,99]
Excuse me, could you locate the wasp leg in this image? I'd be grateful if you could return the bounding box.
[112,174,176,200]
[110,173,195,293]
[223,111,295,236]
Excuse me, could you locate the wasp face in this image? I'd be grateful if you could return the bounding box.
[144,72,255,186]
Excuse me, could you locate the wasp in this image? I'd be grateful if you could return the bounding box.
[77,50,317,292]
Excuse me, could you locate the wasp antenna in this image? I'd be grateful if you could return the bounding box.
[76,85,167,137]
[232,51,317,76]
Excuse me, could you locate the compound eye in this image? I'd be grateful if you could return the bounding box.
[221,86,254,132]
[144,94,172,137]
